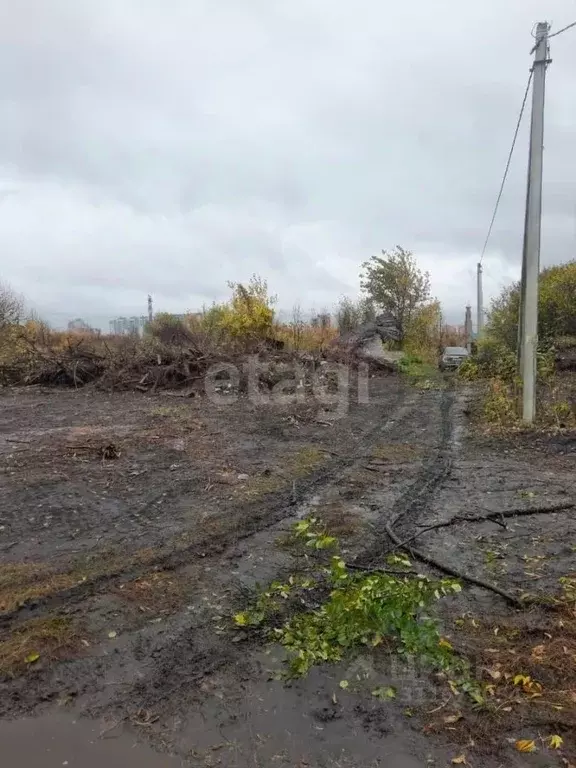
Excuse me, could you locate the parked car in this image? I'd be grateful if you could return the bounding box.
[439,346,469,371]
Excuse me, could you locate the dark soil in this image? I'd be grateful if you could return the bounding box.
[1,377,575,767]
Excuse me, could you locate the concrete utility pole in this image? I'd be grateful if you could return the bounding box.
[517,157,531,374]
[476,263,484,338]
[520,21,549,423]
[464,305,473,351]
[147,294,154,323]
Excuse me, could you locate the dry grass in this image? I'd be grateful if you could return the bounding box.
[0,564,80,614]
[273,323,337,352]
[315,500,362,537]
[0,615,80,678]
[438,595,576,759]
[149,405,186,418]
[0,548,157,614]
[291,446,326,475]
[239,445,326,499]
[115,569,194,616]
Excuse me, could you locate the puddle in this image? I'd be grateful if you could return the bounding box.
[0,713,183,767]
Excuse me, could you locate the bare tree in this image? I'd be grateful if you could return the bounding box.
[0,281,24,328]
[336,296,361,333]
[290,303,305,350]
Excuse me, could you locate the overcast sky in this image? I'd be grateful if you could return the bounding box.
[1,0,575,329]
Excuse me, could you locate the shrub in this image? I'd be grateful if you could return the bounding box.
[483,379,519,427]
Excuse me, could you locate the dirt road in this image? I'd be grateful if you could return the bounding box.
[1,378,575,766]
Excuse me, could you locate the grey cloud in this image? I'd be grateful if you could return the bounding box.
[1,0,575,328]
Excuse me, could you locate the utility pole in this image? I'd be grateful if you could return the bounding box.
[147,294,154,323]
[476,263,484,339]
[517,99,535,374]
[464,305,473,352]
[520,21,549,423]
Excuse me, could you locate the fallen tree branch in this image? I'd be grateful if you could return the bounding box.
[485,501,574,519]
[399,501,575,548]
[381,453,524,607]
[385,520,522,607]
[346,563,419,576]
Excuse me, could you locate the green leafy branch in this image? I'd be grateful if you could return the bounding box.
[233,518,483,700]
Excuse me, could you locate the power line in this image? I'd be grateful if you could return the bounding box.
[479,69,533,263]
[549,20,576,39]
[530,20,575,52]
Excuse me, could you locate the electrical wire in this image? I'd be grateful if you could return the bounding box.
[549,20,576,39]
[479,69,533,263]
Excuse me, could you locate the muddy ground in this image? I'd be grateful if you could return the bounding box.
[0,374,575,767]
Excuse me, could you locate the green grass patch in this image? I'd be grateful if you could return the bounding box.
[398,354,444,389]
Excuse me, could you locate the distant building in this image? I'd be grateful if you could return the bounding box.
[108,311,202,336]
[67,318,99,334]
[109,316,148,336]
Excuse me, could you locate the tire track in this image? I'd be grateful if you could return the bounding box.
[357,387,455,566]
[0,385,417,629]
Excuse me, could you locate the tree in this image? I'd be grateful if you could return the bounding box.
[358,297,377,325]
[146,312,188,343]
[486,260,576,350]
[335,296,361,333]
[289,303,305,349]
[224,274,276,340]
[335,296,376,333]
[0,281,23,328]
[404,300,442,356]
[199,275,276,343]
[360,247,430,344]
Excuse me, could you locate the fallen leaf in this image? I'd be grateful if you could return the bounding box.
[339,680,349,690]
[448,680,459,696]
[451,755,467,765]
[24,652,40,664]
[439,638,453,650]
[513,674,530,686]
[515,739,536,753]
[107,630,117,639]
[548,734,563,749]
[523,680,543,697]
[531,644,546,658]
[372,686,396,700]
[444,713,462,724]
